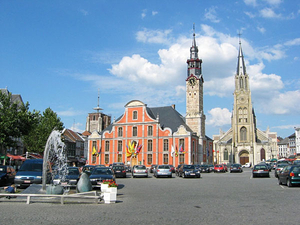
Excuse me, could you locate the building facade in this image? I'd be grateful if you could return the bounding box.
[87,28,206,167]
[213,42,278,166]
[295,127,300,156]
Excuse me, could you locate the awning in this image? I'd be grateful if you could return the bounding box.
[7,154,26,161]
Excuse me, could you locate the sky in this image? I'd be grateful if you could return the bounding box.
[1,0,300,139]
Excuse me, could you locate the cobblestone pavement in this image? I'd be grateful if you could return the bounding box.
[0,169,300,225]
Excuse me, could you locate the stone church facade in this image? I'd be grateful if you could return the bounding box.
[213,42,278,166]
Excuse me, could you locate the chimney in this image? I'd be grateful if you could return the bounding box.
[171,104,175,109]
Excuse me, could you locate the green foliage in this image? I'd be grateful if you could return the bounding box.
[0,92,37,149]
[22,107,64,153]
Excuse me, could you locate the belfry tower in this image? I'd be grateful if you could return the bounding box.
[185,25,205,139]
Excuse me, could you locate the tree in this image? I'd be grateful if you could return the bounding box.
[22,107,64,153]
[0,91,38,164]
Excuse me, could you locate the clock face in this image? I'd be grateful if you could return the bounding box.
[188,77,196,86]
[239,96,246,103]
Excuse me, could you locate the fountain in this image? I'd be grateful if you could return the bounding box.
[42,130,67,192]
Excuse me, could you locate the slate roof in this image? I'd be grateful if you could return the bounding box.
[101,105,192,134]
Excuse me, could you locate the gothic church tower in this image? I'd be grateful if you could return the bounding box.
[232,41,256,148]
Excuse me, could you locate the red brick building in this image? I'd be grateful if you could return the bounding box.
[87,27,208,167]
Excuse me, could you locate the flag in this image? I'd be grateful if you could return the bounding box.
[175,145,178,157]
[98,146,102,154]
[179,144,185,154]
[92,146,98,156]
[171,145,175,157]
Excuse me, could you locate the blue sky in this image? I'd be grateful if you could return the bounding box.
[1,0,299,139]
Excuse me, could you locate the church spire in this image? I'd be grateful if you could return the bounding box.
[236,41,246,76]
[190,23,198,59]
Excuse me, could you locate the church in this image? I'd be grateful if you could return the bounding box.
[213,41,278,166]
[86,28,212,167]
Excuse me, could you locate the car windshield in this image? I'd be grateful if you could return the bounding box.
[19,162,42,171]
[68,168,79,175]
[291,166,300,173]
[215,165,222,168]
[113,166,124,170]
[184,165,195,169]
[277,164,288,168]
[231,164,240,167]
[135,166,146,169]
[254,165,267,169]
[93,168,112,175]
[158,165,170,169]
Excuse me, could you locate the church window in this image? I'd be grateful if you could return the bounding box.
[118,127,123,137]
[194,92,197,95]
[260,148,266,161]
[239,108,243,115]
[240,127,247,141]
[133,111,138,120]
[93,115,96,120]
[243,107,247,114]
[147,140,152,152]
[132,127,137,136]
[224,149,229,160]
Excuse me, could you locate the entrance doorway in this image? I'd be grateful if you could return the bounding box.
[239,150,249,165]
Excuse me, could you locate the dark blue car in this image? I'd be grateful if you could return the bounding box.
[89,167,115,185]
[53,167,80,186]
[14,159,51,188]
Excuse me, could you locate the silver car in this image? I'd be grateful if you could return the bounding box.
[154,165,172,178]
[132,165,148,178]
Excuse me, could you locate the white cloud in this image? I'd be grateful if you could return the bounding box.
[141,9,147,19]
[79,9,89,16]
[260,8,282,18]
[152,11,158,16]
[204,7,220,23]
[57,108,86,117]
[260,90,300,114]
[136,28,172,44]
[206,108,232,126]
[244,0,257,7]
[284,38,300,46]
[257,26,266,34]
[69,122,84,133]
[245,11,256,18]
[263,0,282,6]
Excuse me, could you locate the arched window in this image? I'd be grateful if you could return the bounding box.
[133,111,138,120]
[240,127,247,141]
[224,149,228,160]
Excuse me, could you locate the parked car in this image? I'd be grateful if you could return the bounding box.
[208,164,214,172]
[178,164,201,178]
[252,164,270,178]
[0,165,16,186]
[199,165,211,173]
[112,165,126,178]
[214,164,226,173]
[230,164,243,173]
[278,165,300,187]
[242,162,252,168]
[149,164,157,173]
[89,167,115,185]
[274,163,289,178]
[154,165,172,178]
[293,160,300,165]
[132,165,148,178]
[14,159,51,188]
[53,167,80,186]
[125,165,131,172]
[82,165,96,176]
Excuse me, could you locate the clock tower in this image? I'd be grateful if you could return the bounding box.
[186,25,205,139]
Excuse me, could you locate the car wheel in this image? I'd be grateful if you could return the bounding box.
[182,173,185,178]
[278,178,282,185]
[287,179,293,187]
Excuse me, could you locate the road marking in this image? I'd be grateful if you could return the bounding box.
[280,185,285,189]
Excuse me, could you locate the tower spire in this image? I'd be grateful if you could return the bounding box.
[237,40,246,76]
[93,88,103,112]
